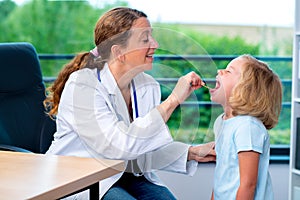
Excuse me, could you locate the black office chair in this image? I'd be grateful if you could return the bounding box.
[0,42,56,153]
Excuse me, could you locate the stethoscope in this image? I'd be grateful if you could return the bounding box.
[97,68,143,176]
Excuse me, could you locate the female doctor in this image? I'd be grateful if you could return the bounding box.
[45,7,216,200]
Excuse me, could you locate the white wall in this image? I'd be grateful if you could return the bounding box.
[157,163,289,200]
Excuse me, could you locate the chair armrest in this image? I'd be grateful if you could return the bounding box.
[0,144,32,153]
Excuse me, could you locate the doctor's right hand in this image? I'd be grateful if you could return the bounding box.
[157,72,205,123]
[171,71,204,104]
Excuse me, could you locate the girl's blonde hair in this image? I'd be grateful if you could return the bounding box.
[229,54,282,129]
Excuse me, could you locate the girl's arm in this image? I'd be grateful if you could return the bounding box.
[210,190,214,200]
[236,150,259,200]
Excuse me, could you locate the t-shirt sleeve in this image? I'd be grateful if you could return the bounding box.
[234,119,267,154]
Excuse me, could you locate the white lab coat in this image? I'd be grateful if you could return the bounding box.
[46,64,197,199]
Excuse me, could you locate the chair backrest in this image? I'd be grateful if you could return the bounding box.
[0,42,56,153]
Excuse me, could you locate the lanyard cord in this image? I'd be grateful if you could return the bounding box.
[131,80,139,118]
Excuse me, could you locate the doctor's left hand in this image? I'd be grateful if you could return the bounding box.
[188,142,216,162]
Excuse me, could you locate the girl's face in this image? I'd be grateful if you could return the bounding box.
[121,17,159,72]
[210,57,244,107]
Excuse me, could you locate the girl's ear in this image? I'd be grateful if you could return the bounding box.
[111,45,125,63]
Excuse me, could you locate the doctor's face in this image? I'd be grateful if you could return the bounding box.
[122,17,159,71]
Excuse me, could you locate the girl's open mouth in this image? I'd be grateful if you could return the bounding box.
[209,79,220,93]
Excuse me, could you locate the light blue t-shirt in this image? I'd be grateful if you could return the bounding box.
[213,114,274,200]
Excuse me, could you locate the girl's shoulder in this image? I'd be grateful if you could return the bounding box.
[234,115,267,133]
[237,115,263,124]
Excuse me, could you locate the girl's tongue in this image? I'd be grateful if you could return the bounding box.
[209,79,220,93]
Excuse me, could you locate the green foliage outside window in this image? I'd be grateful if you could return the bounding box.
[0,0,292,145]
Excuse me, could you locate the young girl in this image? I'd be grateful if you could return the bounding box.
[210,54,282,200]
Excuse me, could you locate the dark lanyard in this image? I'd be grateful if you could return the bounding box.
[97,68,139,118]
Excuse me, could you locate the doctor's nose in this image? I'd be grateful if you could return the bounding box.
[150,36,159,49]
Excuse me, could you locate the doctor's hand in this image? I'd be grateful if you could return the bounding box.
[157,72,205,123]
[188,142,216,162]
[171,71,204,104]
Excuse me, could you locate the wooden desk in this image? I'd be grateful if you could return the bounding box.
[0,151,124,200]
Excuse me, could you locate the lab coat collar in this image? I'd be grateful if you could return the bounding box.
[99,63,119,95]
[99,63,147,98]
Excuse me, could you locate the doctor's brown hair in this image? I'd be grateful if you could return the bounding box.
[229,54,282,129]
[44,7,147,116]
